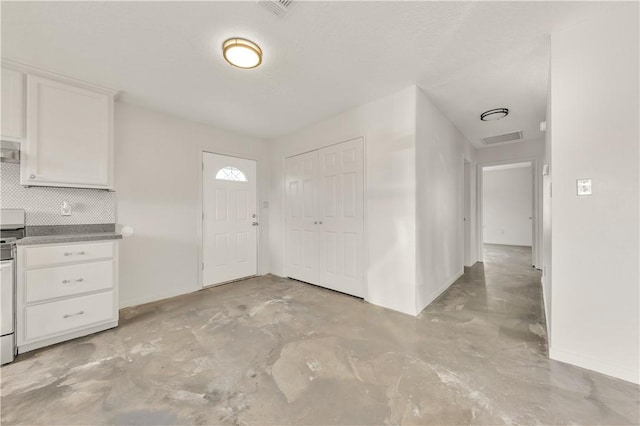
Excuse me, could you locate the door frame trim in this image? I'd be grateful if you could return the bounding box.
[198,147,261,288]
[476,157,540,268]
[282,136,367,300]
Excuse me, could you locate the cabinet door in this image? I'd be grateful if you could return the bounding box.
[1,67,25,141]
[285,151,320,285]
[318,138,364,297]
[23,75,113,188]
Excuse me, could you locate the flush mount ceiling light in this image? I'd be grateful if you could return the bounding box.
[222,38,262,69]
[480,108,509,121]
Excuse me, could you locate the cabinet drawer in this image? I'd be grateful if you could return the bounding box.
[24,291,115,341]
[25,242,113,268]
[25,260,113,303]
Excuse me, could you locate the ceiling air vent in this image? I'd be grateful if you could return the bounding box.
[258,0,294,17]
[481,131,523,145]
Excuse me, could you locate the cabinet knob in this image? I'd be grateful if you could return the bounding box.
[29,174,36,179]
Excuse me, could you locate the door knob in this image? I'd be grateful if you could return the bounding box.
[252,222,259,226]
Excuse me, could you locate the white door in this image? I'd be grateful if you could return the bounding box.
[285,151,319,285]
[202,153,257,286]
[318,139,364,297]
[24,74,112,188]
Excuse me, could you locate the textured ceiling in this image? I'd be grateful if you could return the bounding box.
[1,1,611,142]
[420,36,550,148]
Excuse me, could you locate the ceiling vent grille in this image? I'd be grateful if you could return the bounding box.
[482,131,523,145]
[258,0,294,17]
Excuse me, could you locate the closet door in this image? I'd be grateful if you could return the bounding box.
[318,138,364,297]
[285,151,319,285]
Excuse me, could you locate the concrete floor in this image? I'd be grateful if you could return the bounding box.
[2,244,638,425]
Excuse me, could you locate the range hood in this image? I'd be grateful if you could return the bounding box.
[0,141,20,163]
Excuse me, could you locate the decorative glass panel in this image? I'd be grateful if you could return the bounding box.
[215,166,247,182]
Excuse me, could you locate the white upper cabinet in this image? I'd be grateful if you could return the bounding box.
[23,73,114,189]
[1,67,26,142]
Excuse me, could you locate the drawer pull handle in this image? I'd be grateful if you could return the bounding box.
[62,278,84,284]
[63,311,85,319]
[64,251,86,256]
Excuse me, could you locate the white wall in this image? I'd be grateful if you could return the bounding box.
[549,5,639,384]
[114,102,270,308]
[476,139,544,267]
[482,164,533,246]
[415,88,470,313]
[542,63,553,342]
[270,87,418,315]
[463,136,478,268]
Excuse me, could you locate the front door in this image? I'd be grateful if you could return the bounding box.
[202,152,257,286]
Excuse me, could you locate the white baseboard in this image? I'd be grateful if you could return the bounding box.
[416,269,464,314]
[550,346,639,385]
[540,276,551,346]
[119,274,272,309]
[119,287,194,309]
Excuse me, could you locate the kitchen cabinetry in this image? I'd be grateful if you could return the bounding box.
[16,240,119,353]
[1,66,25,142]
[24,74,114,189]
[1,59,116,189]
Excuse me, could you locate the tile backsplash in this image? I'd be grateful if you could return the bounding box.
[0,162,115,225]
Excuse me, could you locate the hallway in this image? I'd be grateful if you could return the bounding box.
[2,246,638,425]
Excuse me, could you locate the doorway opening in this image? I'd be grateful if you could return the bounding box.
[201,152,258,287]
[463,159,473,267]
[480,161,535,266]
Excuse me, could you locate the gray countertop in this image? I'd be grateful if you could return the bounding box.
[17,232,122,246]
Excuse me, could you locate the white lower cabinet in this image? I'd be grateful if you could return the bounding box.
[25,260,113,303]
[16,241,119,353]
[25,291,115,341]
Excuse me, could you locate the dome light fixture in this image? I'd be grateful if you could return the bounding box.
[480,108,509,121]
[222,37,262,69]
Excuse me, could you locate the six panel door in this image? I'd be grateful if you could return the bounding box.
[202,153,257,286]
[285,138,364,298]
[284,151,320,285]
[318,139,364,297]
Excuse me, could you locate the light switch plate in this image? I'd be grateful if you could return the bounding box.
[577,179,592,196]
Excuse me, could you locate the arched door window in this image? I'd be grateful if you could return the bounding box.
[215,166,247,182]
